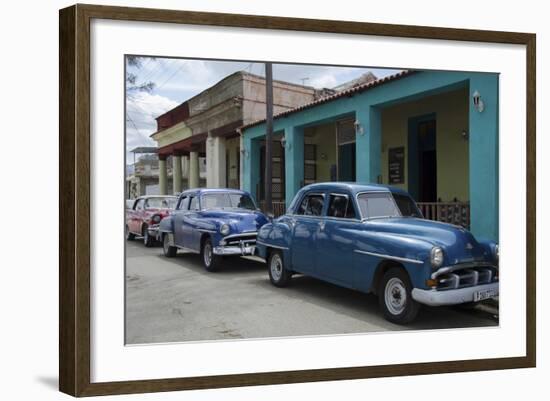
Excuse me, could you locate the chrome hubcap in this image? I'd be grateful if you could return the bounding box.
[384,277,407,315]
[270,254,283,281]
[204,243,212,266]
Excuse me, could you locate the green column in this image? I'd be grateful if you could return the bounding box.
[469,75,499,241]
[172,155,182,193]
[243,136,262,200]
[355,107,382,183]
[158,158,167,195]
[284,126,304,206]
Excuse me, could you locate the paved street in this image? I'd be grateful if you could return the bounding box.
[125,240,498,344]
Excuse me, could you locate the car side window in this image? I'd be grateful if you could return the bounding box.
[189,196,199,211]
[327,194,356,219]
[135,199,144,210]
[296,194,324,216]
[177,196,189,210]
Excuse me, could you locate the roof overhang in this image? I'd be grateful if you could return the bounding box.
[157,133,208,159]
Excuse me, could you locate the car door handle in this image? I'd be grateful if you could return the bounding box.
[318,221,325,231]
[288,218,297,227]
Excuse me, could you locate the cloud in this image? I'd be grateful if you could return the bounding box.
[125,91,178,160]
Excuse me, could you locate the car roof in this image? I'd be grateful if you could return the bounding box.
[180,188,250,196]
[300,182,410,196]
[137,195,177,199]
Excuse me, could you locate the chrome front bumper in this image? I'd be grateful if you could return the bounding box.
[412,282,499,306]
[214,232,257,256]
[213,245,256,256]
[147,224,160,239]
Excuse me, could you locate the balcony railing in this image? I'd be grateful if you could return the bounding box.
[417,202,470,229]
[259,200,471,229]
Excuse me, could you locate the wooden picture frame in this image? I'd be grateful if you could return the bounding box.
[59,3,536,397]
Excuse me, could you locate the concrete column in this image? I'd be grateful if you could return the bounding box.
[206,135,227,188]
[284,126,304,206]
[189,151,200,188]
[172,155,182,193]
[355,106,382,183]
[469,74,499,241]
[181,155,189,189]
[239,135,244,190]
[158,158,167,195]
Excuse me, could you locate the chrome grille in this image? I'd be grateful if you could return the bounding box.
[436,266,496,290]
[222,233,257,247]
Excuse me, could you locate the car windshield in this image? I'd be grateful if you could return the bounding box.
[146,197,176,209]
[392,193,423,218]
[357,192,401,219]
[201,193,256,210]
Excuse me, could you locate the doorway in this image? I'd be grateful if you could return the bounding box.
[338,143,356,181]
[408,115,437,202]
[337,119,356,181]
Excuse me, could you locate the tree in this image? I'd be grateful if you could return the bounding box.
[126,56,156,94]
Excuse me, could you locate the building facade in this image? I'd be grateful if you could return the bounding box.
[241,70,499,242]
[150,71,319,193]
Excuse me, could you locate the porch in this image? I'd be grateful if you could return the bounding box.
[243,70,498,241]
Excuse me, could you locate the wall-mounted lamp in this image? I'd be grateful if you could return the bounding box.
[280,135,291,151]
[240,148,249,159]
[472,90,485,113]
[461,130,469,141]
[354,119,365,135]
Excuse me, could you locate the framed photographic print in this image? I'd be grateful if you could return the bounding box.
[59,4,536,397]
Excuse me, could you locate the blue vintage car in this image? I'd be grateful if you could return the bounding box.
[256,182,499,324]
[159,188,270,271]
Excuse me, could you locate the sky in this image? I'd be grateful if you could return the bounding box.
[125,57,401,161]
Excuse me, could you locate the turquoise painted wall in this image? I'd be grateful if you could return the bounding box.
[242,70,499,241]
[468,75,499,241]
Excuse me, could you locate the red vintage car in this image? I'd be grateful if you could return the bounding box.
[125,195,177,247]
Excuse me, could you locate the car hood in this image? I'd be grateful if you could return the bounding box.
[200,209,269,231]
[367,217,491,264]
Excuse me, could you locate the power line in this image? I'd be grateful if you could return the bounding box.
[155,62,187,91]
[126,112,146,139]
[138,58,168,83]
[150,59,182,88]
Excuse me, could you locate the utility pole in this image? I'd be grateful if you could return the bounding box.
[264,62,274,214]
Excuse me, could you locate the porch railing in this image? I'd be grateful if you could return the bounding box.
[417,202,470,229]
[258,200,470,229]
[258,201,287,217]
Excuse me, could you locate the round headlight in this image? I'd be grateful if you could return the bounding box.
[152,214,161,224]
[220,223,230,236]
[430,247,444,268]
[494,244,499,261]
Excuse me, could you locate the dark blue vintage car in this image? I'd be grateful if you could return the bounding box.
[159,188,269,271]
[256,183,499,324]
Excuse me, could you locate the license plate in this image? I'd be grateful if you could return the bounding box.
[473,289,497,302]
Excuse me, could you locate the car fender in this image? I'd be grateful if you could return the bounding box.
[158,215,174,234]
[257,218,293,267]
[353,230,434,291]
